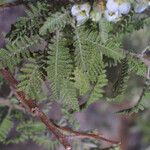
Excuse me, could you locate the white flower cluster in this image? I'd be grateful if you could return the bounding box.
[71,0,150,25]
[105,0,131,22]
[71,3,91,26]
[134,0,150,13]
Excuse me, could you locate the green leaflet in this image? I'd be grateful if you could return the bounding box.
[112,58,129,98]
[98,18,109,43]
[74,67,90,95]
[74,27,105,82]
[87,69,108,106]
[60,80,79,112]
[128,57,147,77]
[32,136,58,150]
[0,36,40,70]
[47,31,73,99]
[0,116,13,142]
[17,121,46,135]
[39,9,70,35]
[74,27,88,72]
[9,2,49,40]
[17,58,44,99]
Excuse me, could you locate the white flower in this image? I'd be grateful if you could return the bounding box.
[76,13,89,26]
[80,2,91,17]
[134,1,150,13]
[104,10,121,22]
[71,2,91,26]
[119,2,131,14]
[134,0,150,13]
[106,0,131,15]
[71,5,80,16]
[71,2,91,17]
[106,0,118,12]
[134,4,148,13]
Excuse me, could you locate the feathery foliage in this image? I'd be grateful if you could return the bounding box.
[0,36,41,70]
[32,136,58,150]
[46,31,73,100]
[17,58,44,99]
[0,116,13,142]
[98,18,110,44]
[128,56,147,77]
[60,80,79,111]
[87,69,108,106]
[74,27,124,75]
[73,67,90,95]
[111,58,129,98]
[0,0,149,149]
[39,9,70,35]
[9,1,49,40]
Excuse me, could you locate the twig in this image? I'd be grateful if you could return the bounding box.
[115,49,150,114]
[0,98,25,112]
[116,71,150,114]
[53,125,119,144]
[0,68,119,150]
[0,68,71,150]
[0,1,23,9]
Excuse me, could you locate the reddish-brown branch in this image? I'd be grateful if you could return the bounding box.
[0,68,71,150]
[0,1,23,9]
[0,68,119,150]
[54,125,119,144]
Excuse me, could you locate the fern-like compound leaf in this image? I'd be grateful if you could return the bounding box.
[0,116,13,142]
[112,58,129,98]
[39,9,70,35]
[47,31,73,99]
[32,136,58,150]
[81,27,124,61]
[9,2,49,40]
[60,80,79,111]
[98,18,109,43]
[17,58,44,99]
[74,27,89,73]
[116,102,145,115]
[74,27,104,82]
[128,56,147,77]
[17,121,46,135]
[87,69,108,106]
[73,67,90,95]
[0,36,40,70]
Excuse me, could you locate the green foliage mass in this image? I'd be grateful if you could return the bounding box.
[0,116,13,142]
[0,0,149,149]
